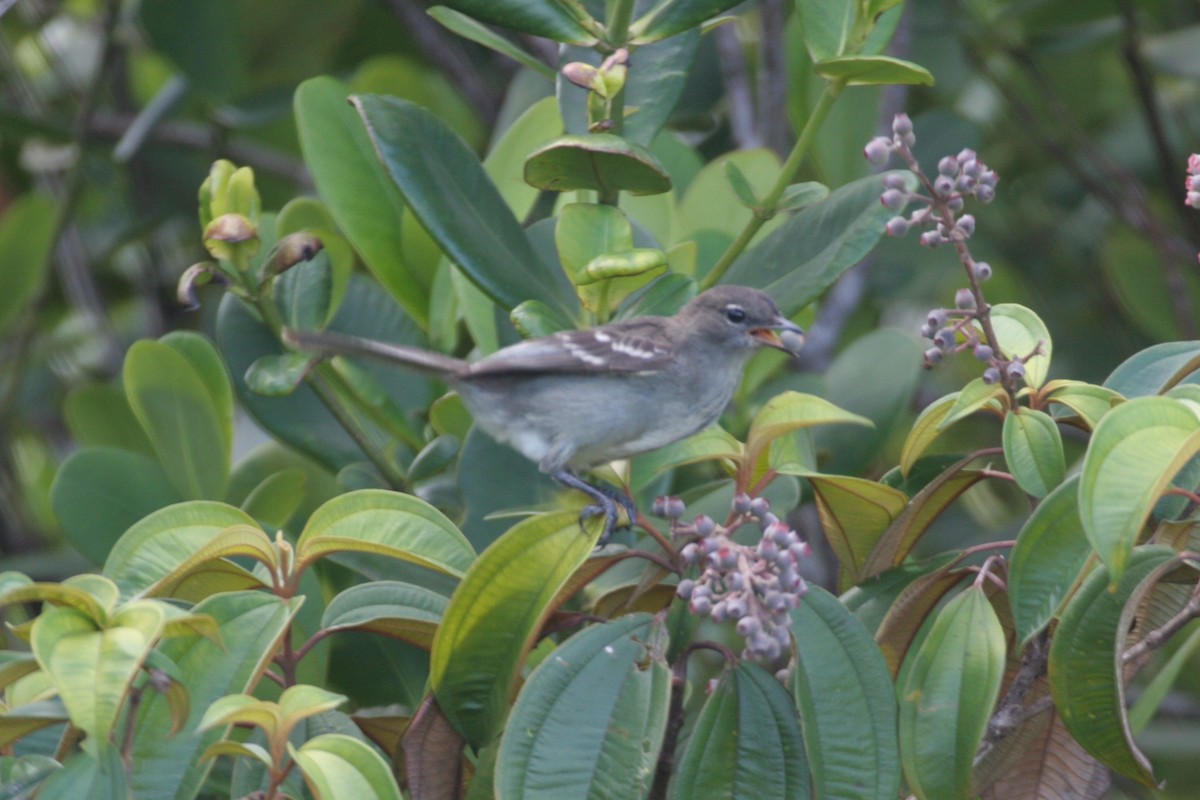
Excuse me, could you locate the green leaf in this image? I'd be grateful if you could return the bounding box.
[123,339,230,501]
[1048,546,1175,786]
[936,377,1005,431]
[352,94,573,316]
[430,511,602,747]
[862,457,986,579]
[791,472,906,587]
[987,304,1052,389]
[245,353,312,397]
[1001,407,1065,498]
[725,160,760,208]
[670,662,811,800]
[275,251,335,332]
[875,566,970,678]
[0,193,55,332]
[555,203,666,312]
[36,746,127,800]
[427,7,556,78]
[1042,380,1123,429]
[899,392,958,477]
[239,469,307,529]
[745,392,872,474]
[62,383,156,459]
[526,134,672,196]
[776,181,830,211]
[51,448,182,565]
[790,585,900,800]
[32,604,164,751]
[484,96,565,219]
[495,615,669,800]
[1078,396,1200,585]
[294,77,429,326]
[633,0,747,42]
[898,586,1005,800]
[797,0,855,61]
[722,171,914,315]
[813,55,934,85]
[321,581,447,650]
[631,425,742,492]
[438,0,596,44]
[295,490,475,578]
[129,592,302,799]
[291,733,403,800]
[1104,341,1200,397]
[104,501,264,598]
[1129,623,1200,734]
[159,331,235,458]
[1007,476,1092,646]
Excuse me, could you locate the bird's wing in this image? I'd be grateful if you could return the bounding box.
[468,318,675,376]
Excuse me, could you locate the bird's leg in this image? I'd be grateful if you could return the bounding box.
[549,469,635,546]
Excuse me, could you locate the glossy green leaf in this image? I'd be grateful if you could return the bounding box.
[159,331,235,457]
[633,0,746,42]
[670,662,810,800]
[792,472,906,586]
[0,699,68,751]
[526,134,672,196]
[1078,396,1200,585]
[104,501,263,598]
[275,251,334,332]
[32,603,164,751]
[62,383,155,459]
[36,746,127,800]
[129,592,302,799]
[555,203,666,312]
[0,581,107,625]
[745,391,872,472]
[725,160,760,208]
[427,7,556,78]
[1048,546,1175,786]
[899,586,1005,800]
[1002,407,1065,498]
[776,181,830,211]
[510,299,575,338]
[123,340,229,501]
[862,457,987,578]
[936,377,1005,431]
[51,448,182,565]
[1042,379,1123,429]
[244,353,312,397]
[796,0,854,60]
[631,425,742,492]
[987,304,1052,389]
[1008,476,1092,646]
[0,192,54,331]
[874,566,970,678]
[431,511,602,747]
[485,96,565,219]
[353,94,572,316]
[677,150,784,244]
[291,733,402,800]
[814,55,933,85]
[439,0,596,44]
[899,392,958,477]
[722,171,914,314]
[790,586,900,800]
[296,489,475,577]
[321,581,447,650]
[239,468,307,529]
[294,77,429,326]
[496,614,669,800]
[1104,341,1200,397]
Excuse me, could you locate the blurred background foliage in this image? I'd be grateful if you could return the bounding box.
[3,0,1200,795]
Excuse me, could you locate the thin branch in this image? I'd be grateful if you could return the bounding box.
[975,631,1050,766]
[1123,574,1200,664]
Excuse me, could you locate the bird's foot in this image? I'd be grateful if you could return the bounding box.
[551,470,636,547]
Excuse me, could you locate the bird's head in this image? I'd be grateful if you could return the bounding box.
[680,285,805,355]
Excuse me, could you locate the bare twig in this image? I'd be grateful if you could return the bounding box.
[975,631,1051,766]
[1123,573,1200,665]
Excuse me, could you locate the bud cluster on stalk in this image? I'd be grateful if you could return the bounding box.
[657,493,810,663]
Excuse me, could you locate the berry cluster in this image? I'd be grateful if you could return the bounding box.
[865,114,998,246]
[659,494,810,664]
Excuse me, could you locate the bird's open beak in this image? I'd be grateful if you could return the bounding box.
[751,320,805,354]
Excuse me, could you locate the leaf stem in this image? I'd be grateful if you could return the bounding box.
[701,79,846,289]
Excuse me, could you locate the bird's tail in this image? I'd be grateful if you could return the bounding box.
[282,328,467,376]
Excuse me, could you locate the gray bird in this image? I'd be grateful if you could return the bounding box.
[285,284,804,542]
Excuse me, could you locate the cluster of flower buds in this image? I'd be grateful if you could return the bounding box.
[864,115,998,248]
[660,494,810,664]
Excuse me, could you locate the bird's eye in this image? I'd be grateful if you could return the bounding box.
[725,306,747,323]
